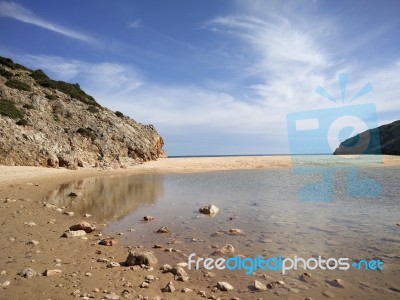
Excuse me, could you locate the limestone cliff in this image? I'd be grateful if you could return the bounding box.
[0,57,166,169]
[333,120,400,155]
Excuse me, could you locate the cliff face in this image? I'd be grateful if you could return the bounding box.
[0,57,166,169]
[334,120,400,155]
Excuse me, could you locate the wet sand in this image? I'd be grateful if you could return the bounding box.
[1,155,400,299]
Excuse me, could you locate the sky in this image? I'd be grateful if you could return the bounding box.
[0,0,399,156]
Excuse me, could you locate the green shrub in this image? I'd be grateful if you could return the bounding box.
[0,99,24,119]
[115,111,124,118]
[45,94,57,100]
[23,103,35,110]
[0,57,30,71]
[87,105,99,114]
[0,67,13,79]
[76,127,96,141]
[16,118,28,126]
[5,79,31,91]
[0,57,17,69]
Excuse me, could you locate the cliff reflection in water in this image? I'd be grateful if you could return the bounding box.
[45,174,163,220]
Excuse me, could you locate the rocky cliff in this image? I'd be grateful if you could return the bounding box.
[333,120,400,155]
[0,56,166,169]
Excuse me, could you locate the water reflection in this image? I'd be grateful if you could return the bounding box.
[45,174,164,220]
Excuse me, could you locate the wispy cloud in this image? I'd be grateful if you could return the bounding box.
[0,1,95,43]
[127,19,141,29]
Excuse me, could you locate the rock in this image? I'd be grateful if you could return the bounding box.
[214,244,235,255]
[26,240,39,246]
[322,290,335,298]
[197,291,207,297]
[1,280,10,288]
[216,281,234,291]
[143,215,154,221]
[61,230,87,238]
[18,268,37,278]
[229,228,243,235]
[161,281,176,293]
[24,221,36,226]
[63,211,74,216]
[328,278,346,288]
[99,237,117,246]
[171,265,188,277]
[0,270,6,276]
[85,272,92,277]
[103,292,120,300]
[107,262,120,268]
[300,272,314,283]
[199,204,219,216]
[140,282,149,288]
[84,214,92,218]
[160,264,172,273]
[253,280,267,291]
[69,221,96,233]
[145,275,156,282]
[68,192,78,197]
[157,226,170,233]
[153,244,163,249]
[44,269,62,276]
[181,288,193,293]
[125,250,158,267]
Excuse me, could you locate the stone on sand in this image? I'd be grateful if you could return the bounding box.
[216,281,234,291]
[18,268,37,278]
[99,237,117,246]
[69,221,96,233]
[161,281,176,293]
[61,230,87,238]
[125,250,158,267]
[253,280,268,291]
[199,204,219,216]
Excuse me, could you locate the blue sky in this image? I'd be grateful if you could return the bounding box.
[1,0,399,155]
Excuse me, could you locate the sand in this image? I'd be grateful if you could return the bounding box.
[1,155,399,299]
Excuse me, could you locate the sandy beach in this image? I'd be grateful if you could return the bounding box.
[1,155,400,299]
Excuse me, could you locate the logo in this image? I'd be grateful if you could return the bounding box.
[286,74,381,202]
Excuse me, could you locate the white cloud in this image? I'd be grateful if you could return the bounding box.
[128,19,141,29]
[0,1,95,43]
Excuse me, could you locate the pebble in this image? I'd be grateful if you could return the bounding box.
[68,192,78,197]
[107,262,120,268]
[24,221,36,226]
[328,278,346,288]
[0,270,6,276]
[63,211,74,216]
[217,281,234,291]
[18,268,36,278]
[142,215,154,221]
[145,275,156,282]
[140,282,149,288]
[99,237,117,246]
[69,221,96,233]
[229,228,243,235]
[197,290,207,297]
[199,204,219,216]
[44,269,62,276]
[84,214,92,218]
[61,230,87,238]
[253,280,267,291]
[160,264,172,273]
[1,281,10,288]
[126,250,158,267]
[153,244,163,249]
[214,244,235,254]
[181,288,193,293]
[161,281,175,293]
[103,292,119,300]
[26,240,39,246]
[322,290,335,298]
[157,226,170,233]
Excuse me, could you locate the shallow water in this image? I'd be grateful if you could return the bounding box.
[46,165,400,299]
